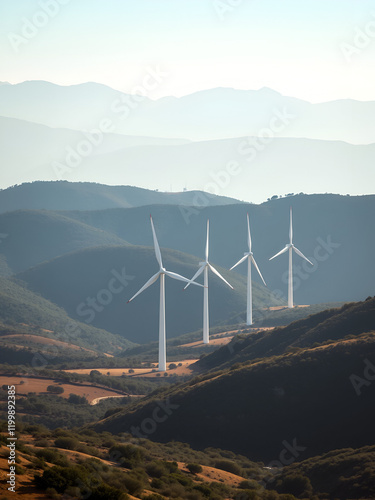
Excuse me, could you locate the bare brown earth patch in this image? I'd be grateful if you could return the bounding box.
[0,375,128,403]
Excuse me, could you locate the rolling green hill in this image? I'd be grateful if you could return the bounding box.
[0,209,128,273]
[0,277,134,354]
[194,297,375,371]
[61,193,375,305]
[0,181,242,213]
[93,298,375,461]
[0,191,373,306]
[16,245,282,343]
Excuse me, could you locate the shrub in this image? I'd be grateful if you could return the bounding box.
[146,461,166,478]
[54,436,79,451]
[68,394,88,405]
[187,463,203,474]
[35,448,69,466]
[276,473,313,497]
[34,439,50,447]
[214,460,242,476]
[238,479,258,490]
[233,490,258,500]
[122,474,143,495]
[47,385,64,394]
[91,483,127,500]
[193,483,212,496]
[169,363,177,370]
[165,461,178,473]
[109,444,144,467]
[35,465,88,493]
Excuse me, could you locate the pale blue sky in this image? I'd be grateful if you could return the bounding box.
[1,0,375,101]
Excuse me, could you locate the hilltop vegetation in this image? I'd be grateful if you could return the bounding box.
[94,298,375,462]
[0,181,242,213]
[1,422,375,499]
[195,297,375,371]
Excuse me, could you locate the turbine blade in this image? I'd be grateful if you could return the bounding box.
[269,246,289,260]
[150,215,163,268]
[293,246,313,265]
[230,254,248,270]
[183,264,206,289]
[205,219,209,261]
[164,269,204,287]
[289,206,293,244]
[247,213,252,252]
[127,271,160,303]
[208,263,234,289]
[251,255,267,287]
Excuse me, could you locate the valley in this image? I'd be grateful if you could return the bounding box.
[0,183,374,499]
[2,3,375,497]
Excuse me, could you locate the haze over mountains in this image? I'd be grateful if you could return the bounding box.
[1,81,375,201]
[0,79,374,345]
[1,77,375,500]
[1,81,374,143]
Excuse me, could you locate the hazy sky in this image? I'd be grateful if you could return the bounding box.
[1,0,375,102]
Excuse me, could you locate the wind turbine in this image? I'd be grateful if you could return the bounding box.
[185,220,233,344]
[230,213,266,325]
[269,207,313,308]
[127,215,203,371]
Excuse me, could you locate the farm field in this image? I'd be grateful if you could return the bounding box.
[0,375,128,403]
[63,359,199,378]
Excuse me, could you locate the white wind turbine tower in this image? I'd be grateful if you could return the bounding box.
[230,213,266,325]
[184,220,233,344]
[269,207,313,308]
[127,215,203,371]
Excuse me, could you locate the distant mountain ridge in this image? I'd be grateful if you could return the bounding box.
[1,120,374,201]
[1,81,375,143]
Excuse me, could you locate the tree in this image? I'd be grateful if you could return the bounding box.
[186,463,202,475]
[47,385,64,394]
[68,394,87,405]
